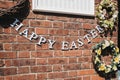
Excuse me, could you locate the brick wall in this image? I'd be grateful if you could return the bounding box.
[0,0,118,80]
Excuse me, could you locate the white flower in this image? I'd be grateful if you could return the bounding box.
[104,40,110,47]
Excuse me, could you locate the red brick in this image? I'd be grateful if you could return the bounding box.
[16,36,30,43]
[83,23,93,29]
[35,28,48,35]
[3,28,11,34]
[30,20,52,28]
[0,60,4,67]
[64,23,76,29]
[0,1,15,9]
[91,75,104,80]
[68,71,77,77]
[36,14,46,20]
[13,74,36,80]
[12,59,35,66]
[0,68,17,76]
[83,76,90,80]
[69,30,78,36]
[5,60,12,67]
[0,76,4,80]
[18,67,29,74]
[53,65,63,71]
[81,62,91,69]
[48,58,68,64]
[64,50,82,57]
[69,58,77,63]
[0,52,16,59]
[47,16,68,22]
[37,73,47,80]
[64,78,77,80]
[78,56,92,63]
[4,43,12,51]
[53,42,62,50]
[63,64,80,71]
[36,44,48,50]
[53,21,63,28]
[48,72,68,79]
[49,29,69,36]
[18,51,30,58]
[5,76,12,80]
[31,51,53,58]
[12,44,35,51]
[31,66,52,73]
[22,19,29,27]
[0,35,16,43]
[82,50,92,56]
[54,50,64,57]
[37,58,47,65]
[77,69,95,76]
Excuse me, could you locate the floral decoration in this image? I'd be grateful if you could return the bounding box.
[96,0,118,35]
[93,40,120,74]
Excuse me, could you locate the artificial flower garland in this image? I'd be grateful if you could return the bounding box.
[96,0,118,32]
[93,40,120,74]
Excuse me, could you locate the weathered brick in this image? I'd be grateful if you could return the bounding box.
[12,74,36,80]
[37,73,47,80]
[3,28,11,34]
[82,50,92,56]
[18,51,30,58]
[5,60,12,67]
[77,69,95,76]
[12,44,35,51]
[0,68,17,76]
[68,71,77,77]
[64,50,82,57]
[36,14,46,20]
[83,23,93,29]
[63,64,81,71]
[31,66,52,73]
[49,29,69,36]
[37,58,47,65]
[69,29,78,36]
[12,59,35,66]
[91,75,104,80]
[0,52,16,59]
[0,35,16,43]
[35,28,48,35]
[48,58,68,64]
[83,76,90,80]
[54,50,64,57]
[53,21,63,28]
[5,76,12,80]
[78,56,92,63]
[47,16,68,22]
[0,76,4,80]
[18,67,29,74]
[48,72,68,79]
[81,62,91,69]
[31,51,53,58]
[3,43,12,51]
[53,65,63,71]
[30,20,52,28]
[69,58,77,63]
